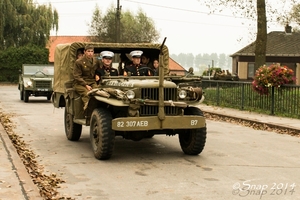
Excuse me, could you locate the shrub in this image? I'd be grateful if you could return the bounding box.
[252,64,296,95]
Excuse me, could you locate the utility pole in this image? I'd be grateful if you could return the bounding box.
[208,65,210,80]
[115,0,121,43]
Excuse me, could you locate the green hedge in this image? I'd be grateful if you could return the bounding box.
[0,45,49,83]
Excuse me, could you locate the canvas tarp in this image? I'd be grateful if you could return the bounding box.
[53,42,170,93]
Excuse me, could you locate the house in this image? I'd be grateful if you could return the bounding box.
[47,36,186,74]
[168,57,187,75]
[230,25,300,85]
[47,36,92,63]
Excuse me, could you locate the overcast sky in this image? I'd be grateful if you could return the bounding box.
[37,0,291,55]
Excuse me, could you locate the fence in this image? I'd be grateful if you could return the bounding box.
[201,80,300,119]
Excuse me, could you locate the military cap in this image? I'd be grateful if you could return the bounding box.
[84,44,94,50]
[100,51,114,59]
[130,50,143,58]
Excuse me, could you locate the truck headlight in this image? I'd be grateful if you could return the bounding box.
[26,81,32,87]
[126,90,135,99]
[178,90,187,99]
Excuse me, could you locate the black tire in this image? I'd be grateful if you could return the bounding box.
[145,133,154,138]
[179,107,207,155]
[20,88,24,100]
[90,108,115,160]
[64,108,82,141]
[24,90,29,102]
[47,93,52,100]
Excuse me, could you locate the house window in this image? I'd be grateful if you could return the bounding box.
[248,63,255,78]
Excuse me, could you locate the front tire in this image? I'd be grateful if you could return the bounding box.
[179,107,207,155]
[20,87,24,100]
[47,93,52,100]
[64,108,82,141]
[90,108,115,160]
[24,90,29,102]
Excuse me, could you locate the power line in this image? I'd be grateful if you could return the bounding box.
[36,0,98,3]
[123,0,249,20]
[37,0,249,20]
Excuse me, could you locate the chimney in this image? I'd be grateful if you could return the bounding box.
[285,24,292,34]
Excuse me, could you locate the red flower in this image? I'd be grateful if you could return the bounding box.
[252,64,295,95]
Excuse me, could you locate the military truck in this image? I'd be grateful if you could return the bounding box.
[52,41,207,160]
[18,64,54,102]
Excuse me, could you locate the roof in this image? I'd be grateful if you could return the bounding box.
[231,31,300,57]
[47,36,185,72]
[47,36,92,62]
[169,57,186,71]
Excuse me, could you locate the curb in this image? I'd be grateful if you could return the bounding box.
[202,110,300,135]
[0,124,42,200]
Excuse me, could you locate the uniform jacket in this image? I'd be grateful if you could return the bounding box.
[95,64,118,84]
[73,55,100,86]
[124,63,149,76]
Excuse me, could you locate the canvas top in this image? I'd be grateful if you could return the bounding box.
[53,42,170,93]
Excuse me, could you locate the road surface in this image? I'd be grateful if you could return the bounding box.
[0,85,299,200]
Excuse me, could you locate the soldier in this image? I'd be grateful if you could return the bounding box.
[152,58,159,76]
[95,51,118,84]
[73,44,100,110]
[141,53,154,70]
[123,50,150,76]
[76,49,83,60]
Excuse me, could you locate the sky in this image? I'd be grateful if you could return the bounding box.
[36,0,293,55]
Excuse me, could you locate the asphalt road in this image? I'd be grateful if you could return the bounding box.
[0,84,299,200]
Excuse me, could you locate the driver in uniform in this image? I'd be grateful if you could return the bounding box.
[123,50,150,76]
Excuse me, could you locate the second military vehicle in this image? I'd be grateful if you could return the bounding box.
[18,64,54,102]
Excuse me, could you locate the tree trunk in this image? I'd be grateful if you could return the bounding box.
[255,0,267,70]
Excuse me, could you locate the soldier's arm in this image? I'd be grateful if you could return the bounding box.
[73,61,87,86]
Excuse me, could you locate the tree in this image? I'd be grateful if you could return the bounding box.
[0,0,58,50]
[289,3,300,27]
[88,5,159,43]
[200,0,296,70]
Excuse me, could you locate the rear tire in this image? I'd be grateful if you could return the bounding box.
[179,107,207,155]
[90,108,115,160]
[64,108,82,141]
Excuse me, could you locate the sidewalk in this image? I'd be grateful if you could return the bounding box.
[0,105,299,200]
[199,104,300,132]
[0,124,42,200]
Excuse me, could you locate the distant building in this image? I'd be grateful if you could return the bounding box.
[230,25,300,84]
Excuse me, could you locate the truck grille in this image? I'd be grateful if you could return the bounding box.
[141,88,177,101]
[140,105,179,116]
[35,81,52,88]
[140,88,179,116]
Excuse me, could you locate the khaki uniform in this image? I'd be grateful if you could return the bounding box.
[73,55,100,109]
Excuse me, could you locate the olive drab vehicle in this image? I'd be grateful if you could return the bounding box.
[18,64,54,102]
[52,40,207,160]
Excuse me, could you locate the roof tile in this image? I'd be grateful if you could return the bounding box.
[231,31,300,57]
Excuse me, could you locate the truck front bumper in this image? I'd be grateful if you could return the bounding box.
[112,115,206,131]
